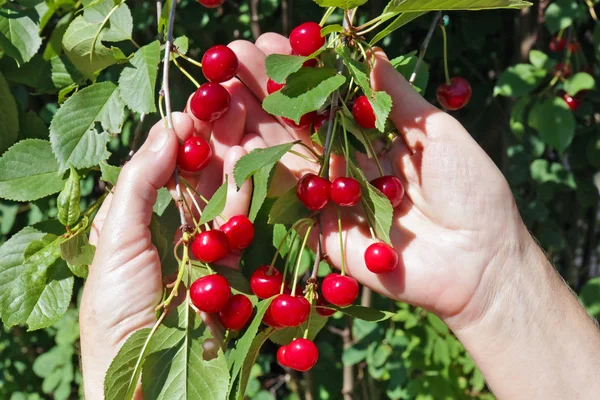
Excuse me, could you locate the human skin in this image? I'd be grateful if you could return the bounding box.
[80,34,600,399]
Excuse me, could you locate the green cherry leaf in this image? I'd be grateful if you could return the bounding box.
[371,91,393,132]
[563,72,595,97]
[384,0,532,13]
[118,40,161,114]
[0,8,43,65]
[265,54,308,84]
[528,97,575,153]
[59,232,95,279]
[335,305,396,322]
[82,0,133,43]
[100,161,122,186]
[268,186,310,225]
[321,24,344,35]
[269,306,328,345]
[248,165,274,222]
[50,81,125,172]
[199,177,228,225]
[370,12,426,46]
[233,142,297,189]
[57,166,81,227]
[313,0,367,9]
[0,71,19,154]
[493,64,546,97]
[0,139,66,202]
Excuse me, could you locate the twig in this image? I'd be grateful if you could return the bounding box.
[248,0,261,39]
[409,11,441,85]
[127,112,146,159]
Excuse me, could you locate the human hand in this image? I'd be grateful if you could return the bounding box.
[226,33,529,331]
[80,106,252,398]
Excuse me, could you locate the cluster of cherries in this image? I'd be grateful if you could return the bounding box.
[548,35,591,112]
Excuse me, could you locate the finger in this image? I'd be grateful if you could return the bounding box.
[148,112,196,143]
[255,32,292,56]
[89,193,113,247]
[228,40,270,101]
[215,146,252,226]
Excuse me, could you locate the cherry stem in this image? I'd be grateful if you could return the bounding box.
[291,224,313,296]
[337,207,347,276]
[319,6,335,26]
[156,232,190,311]
[280,227,301,293]
[289,149,319,163]
[340,112,350,177]
[356,18,385,36]
[360,198,378,241]
[174,49,204,68]
[172,56,200,88]
[180,177,228,222]
[270,218,313,268]
[303,289,315,340]
[409,11,441,86]
[296,142,323,161]
[319,95,339,179]
[185,187,203,229]
[439,24,451,86]
[309,227,322,281]
[127,112,146,159]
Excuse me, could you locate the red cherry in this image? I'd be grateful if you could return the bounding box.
[221,215,254,250]
[316,296,336,317]
[364,243,398,274]
[321,274,359,307]
[556,63,573,78]
[313,111,330,132]
[568,42,581,53]
[296,173,331,211]
[277,345,289,366]
[549,37,567,52]
[191,230,230,263]
[436,77,472,111]
[270,294,310,327]
[197,0,224,7]
[190,274,231,313]
[177,137,212,172]
[285,338,319,372]
[201,45,239,83]
[218,294,253,330]
[262,302,284,329]
[352,95,376,129]
[289,22,325,56]
[330,177,361,207]
[190,82,230,122]
[250,265,284,299]
[267,78,285,94]
[370,176,404,208]
[283,111,317,129]
[562,94,581,111]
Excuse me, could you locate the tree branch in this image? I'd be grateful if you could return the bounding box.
[409,11,441,85]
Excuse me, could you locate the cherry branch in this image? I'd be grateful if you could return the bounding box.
[409,11,442,86]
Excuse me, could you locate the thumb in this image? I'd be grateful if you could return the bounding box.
[98,123,180,250]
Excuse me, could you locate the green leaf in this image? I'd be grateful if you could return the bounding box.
[313,0,367,8]
[433,337,450,366]
[100,161,121,185]
[265,54,309,84]
[59,232,95,278]
[390,53,429,93]
[50,81,125,171]
[104,328,152,400]
[118,40,160,114]
[173,35,189,56]
[269,306,328,345]
[268,186,309,225]
[143,299,229,399]
[62,16,118,78]
[233,142,296,188]
[0,140,66,202]
[426,313,449,335]
[153,187,172,216]
[529,159,575,189]
[563,72,595,96]
[200,178,228,225]
[370,12,425,46]
[0,55,55,93]
[234,330,273,400]
[248,165,274,222]
[1,234,74,330]
[282,67,339,97]
[350,164,393,244]
[19,110,49,140]
[384,0,531,13]
[494,64,546,97]
[0,71,18,154]
[321,24,343,35]
[263,74,346,124]
[509,96,530,140]
[335,305,395,322]
[228,299,272,397]
[82,0,133,42]
[528,97,575,153]
[0,8,43,65]
[50,55,86,90]
[579,277,600,317]
[528,50,555,71]
[57,167,81,227]
[545,0,584,34]
[371,91,393,132]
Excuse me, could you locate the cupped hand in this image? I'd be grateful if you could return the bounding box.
[226,33,528,330]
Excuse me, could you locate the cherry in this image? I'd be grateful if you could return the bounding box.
[267,78,285,94]
[197,0,224,7]
[221,215,254,251]
[285,338,319,372]
[191,230,229,263]
[277,345,289,366]
[364,242,398,274]
[556,63,573,78]
[283,111,316,129]
[330,177,362,207]
[218,294,253,330]
[562,93,582,111]
[436,77,472,111]
[262,302,284,329]
[250,265,284,299]
[316,296,336,317]
[289,22,325,56]
[177,137,212,173]
[189,82,230,122]
[370,176,404,208]
[270,294,310,327]
[313,111,330,132]
[352,95,376,129]
[190,274,231,313]
[296,173,330,211]
[568,42,581,53]
[202,45,239,83]
[549,37,567,52]
[322,274,359,307]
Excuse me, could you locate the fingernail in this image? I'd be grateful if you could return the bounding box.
[149,129,169,152]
